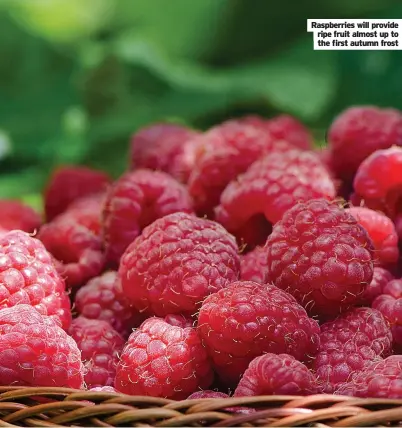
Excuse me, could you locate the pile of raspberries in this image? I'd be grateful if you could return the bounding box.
[2,105,402,401]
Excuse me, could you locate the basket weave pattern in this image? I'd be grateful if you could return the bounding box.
[0,387,402,427]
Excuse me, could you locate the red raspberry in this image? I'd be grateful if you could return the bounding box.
[361,267,394,305]
[234,353,318,396]
[197,281,320,386]
[69,316,124,389]
[114,317,213,398]
[373,279,402,351]
[0,230,71,329]
[118,212,240,317]
[188,122,294,216]
[346,206,399,266]
[0,304,83,388]
[328,106,402,181]
[336,356,402,398]
[129,123,199,183]
[38,203,105,288]
[313,307,392,393]
[74,271,144,338]
[0,200,41,233]
[44,166,111,221]
[266,199,374,318]
[354,146,402,219]
[240,246,270,284]
[215,149,336,249]
[102,169,193,265]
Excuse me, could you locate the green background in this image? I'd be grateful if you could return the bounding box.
[0,0,401,209]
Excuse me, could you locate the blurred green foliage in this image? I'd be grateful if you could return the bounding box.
[0,0,402,205]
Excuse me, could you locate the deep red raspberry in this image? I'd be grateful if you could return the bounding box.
[353,146,402,219]
[0,304,83,388]
[163,314,193,328]
[118,212,240,317]
[0,200,41,233]
[69,316,124,389]
[197,281,320,386]
[328,106,402,181]
[360,267,394,306]
[115,317,213,398]
[234,353,318,397]
[0,230,71,329]
[240,246,270,284]
[129,123,199,183]
[188,122,295,216]
[266,199,374,318]
[215,149,336,249]
[75,271,144,338]
[44,166,111,221]
[313,307,392,393]
[336,356,402,398]
[373,279,402,351]
[38,203,105,288]
[346,206,399,266]
[102,169,193,266]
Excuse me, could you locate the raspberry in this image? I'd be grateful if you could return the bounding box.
[75,271,144,338]
[346,206,399,266]
[313,307,392,393]
[215,149,336,249]
[197,281,320,386]
[0,200,41,233]
[353,146,402,219]
[114,317,213,398]
[265,199,374,318]
[234,353,318,396]
[44,166,111,221]
[69,316,124,389]
[361,267,394,305]
[0,230,71,329]
[240,246,270,284]
[129,123,199,182]
[102,169,193,265]
[328,106,402,181]
[38,203,105,288]
[188,122,294,216]
[118,212,240,317]
[336,356,402,398]
[0,304,83,388]
[373,279,402,351]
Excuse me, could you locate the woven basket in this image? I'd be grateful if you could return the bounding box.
[0,387,402,427]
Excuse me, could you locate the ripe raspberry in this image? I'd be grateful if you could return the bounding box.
[44,166,111,221]
[188,122,294,216]
[0,230,71,329]
[115,317,213,398]
[38,203,105,288]
[118,212,240,317]
[240,246,270,284]
[373,279,402,351]
[215,150,336,249]
[197,281,320,386]
[361,267,394,305]
[346,206,399,266]
[336,356,402,398]
[102,169,193,265]
[234,353,318,397]
[75,271,144,338]
[69,316,124,389]
[0,304,83,388]
[266,199,374,318]
[353,146,402,219]
[0,200,41,233]
[328,106,402,181]
[313,307,392,393]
